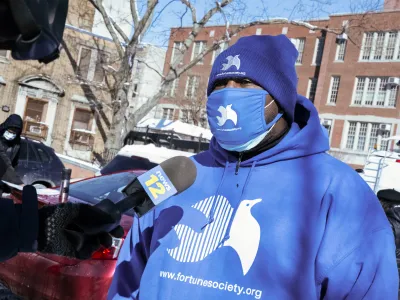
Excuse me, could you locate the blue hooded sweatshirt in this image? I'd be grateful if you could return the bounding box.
[108,96,398,300]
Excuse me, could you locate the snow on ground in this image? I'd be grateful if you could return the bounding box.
[137,118,212,140]
[118,144,194,164]
[71,128,96,134]
[56,153,100,171]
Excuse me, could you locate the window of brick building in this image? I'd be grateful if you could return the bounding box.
[185,75,200,98]
[162,108,174,120]
[352,77,399,107]
[72,108,93,129]
[386,32,398,60]
[180,109,193,124]
[70,108,95,148]
[361,31,400,62]
[290,38,305,64]
[321,119,332,139]
[22,98,49,140]
[335,40,347,61]
[328,76,341,104]
[307,78,318,102]
[171,41,184,65]
[166,78,179,97]
[345,121,391,152]
[77,46,109,82]
[313,37,325,65]
[191,41,206,64]
[211,42,228,64]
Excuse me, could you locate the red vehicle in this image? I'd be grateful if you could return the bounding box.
[0,170,145,300]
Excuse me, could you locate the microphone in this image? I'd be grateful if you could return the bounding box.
[95,156,197,219]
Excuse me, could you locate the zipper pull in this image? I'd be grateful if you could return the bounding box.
[235,152,243,175]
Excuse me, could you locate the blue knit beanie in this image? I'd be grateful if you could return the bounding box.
[207,34,299,124]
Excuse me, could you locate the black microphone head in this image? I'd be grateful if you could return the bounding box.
[159,156,197,194]
[118,155,198,216]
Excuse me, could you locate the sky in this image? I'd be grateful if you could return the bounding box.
[142,0,384,46]
[92,0,384,47]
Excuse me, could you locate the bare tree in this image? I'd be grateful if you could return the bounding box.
[174,74,208,127]
[89,0,376,154]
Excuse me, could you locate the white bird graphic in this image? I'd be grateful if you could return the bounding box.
[216,104,238,126]
[166,196,262,276]
[224,199,261,275]
[222,55,241,71]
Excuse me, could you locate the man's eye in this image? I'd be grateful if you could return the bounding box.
[241,79,253,84]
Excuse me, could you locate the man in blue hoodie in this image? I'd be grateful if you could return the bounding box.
[108,35,399,299]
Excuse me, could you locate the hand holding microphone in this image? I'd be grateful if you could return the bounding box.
[35,156,197,259]
[37,198,124,259]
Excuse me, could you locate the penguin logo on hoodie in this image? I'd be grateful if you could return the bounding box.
[167,195,262,276]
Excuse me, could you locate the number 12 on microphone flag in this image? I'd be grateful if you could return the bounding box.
[137,165,178,206]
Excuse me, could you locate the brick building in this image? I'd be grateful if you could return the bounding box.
[156,0,400,167]
[0,0,117,162]
[316,8,400,166]
[153,21,327,128]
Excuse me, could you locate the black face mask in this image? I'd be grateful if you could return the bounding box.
[0,0,69,64]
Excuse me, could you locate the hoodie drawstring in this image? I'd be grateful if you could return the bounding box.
[202,160,229,230]
[218,161,257,247]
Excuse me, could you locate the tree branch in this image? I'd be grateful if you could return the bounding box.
[142,0,158,35]
[216,0,231,41]
[89,0,125,58]
[229,18,342,36]
[151,0,178,28]
[130,0,159,46]
[169,0,233,72]
[171,41,222,79]
[130,0,140,28]
[181,0,197,24]
[109,15,130,43]
[195,0,232,27]
[136,59,166,79]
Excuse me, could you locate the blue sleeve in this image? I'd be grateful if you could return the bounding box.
[315,165,399,298]
[318,229,398,299]
[108,213,154,300]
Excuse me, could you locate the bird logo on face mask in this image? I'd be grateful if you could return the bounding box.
[216,104,238,127]
[221,55,241,71]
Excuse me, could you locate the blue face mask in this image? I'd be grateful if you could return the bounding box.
[207,88,283,152]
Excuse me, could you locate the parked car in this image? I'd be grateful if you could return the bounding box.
[16,137,65,188]
[99,143,194,175]
[0,169,145,300]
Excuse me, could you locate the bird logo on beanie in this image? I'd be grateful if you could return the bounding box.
[222,55,241,71]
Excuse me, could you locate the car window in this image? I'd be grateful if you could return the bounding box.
[35,145,51,163]
[19,140,28,160]
[27,142,41,162]
[69,172,141,214]
[101,155,157,175]
[20,140,40,162]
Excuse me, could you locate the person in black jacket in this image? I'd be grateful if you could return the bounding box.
[0,0,125,263]
[0,114,24,187]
